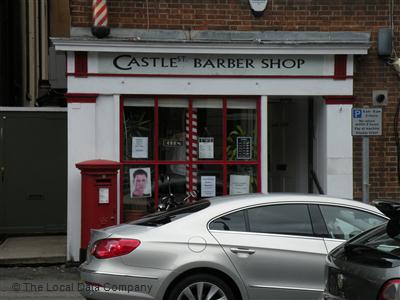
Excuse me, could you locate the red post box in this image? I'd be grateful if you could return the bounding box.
[76,159,120,261]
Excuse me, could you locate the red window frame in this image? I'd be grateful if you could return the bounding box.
[119,95,262,220]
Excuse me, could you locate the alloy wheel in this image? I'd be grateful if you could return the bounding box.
[177,281,227,300]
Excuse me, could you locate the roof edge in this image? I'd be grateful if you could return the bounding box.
[52,27,371,55]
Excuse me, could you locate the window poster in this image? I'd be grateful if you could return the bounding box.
[132,137,148,158]
[230,175,250,195]
[198,137,214,159]
[129,167,152,198]
[201,176,216,197]
[237,137,252,160]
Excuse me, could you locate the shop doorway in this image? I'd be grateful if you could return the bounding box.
[268,97,310,193]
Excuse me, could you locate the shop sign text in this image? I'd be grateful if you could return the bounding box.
[97,53,330,76]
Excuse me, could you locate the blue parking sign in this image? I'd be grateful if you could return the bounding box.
[353,109,362,118]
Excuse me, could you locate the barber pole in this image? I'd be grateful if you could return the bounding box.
[186,109,198,193]
[91,0,110,38]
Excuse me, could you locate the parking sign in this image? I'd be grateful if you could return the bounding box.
[351,108,382,136]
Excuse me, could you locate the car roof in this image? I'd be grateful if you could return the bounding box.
[203,193,384,216]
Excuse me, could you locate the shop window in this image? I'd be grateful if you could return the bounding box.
[123,98,154,160]
[227,99,257,161]
[122,165,155,221]
[194,99,223,160]
[121,96,261,222]
[196,165,224,197]
[159,99,187,161]
[228,165,258,195]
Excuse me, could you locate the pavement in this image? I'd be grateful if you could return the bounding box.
[0,236,67,266]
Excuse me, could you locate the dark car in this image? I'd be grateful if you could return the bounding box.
[324,200,400,300]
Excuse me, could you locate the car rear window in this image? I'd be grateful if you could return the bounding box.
[129,200,210,227]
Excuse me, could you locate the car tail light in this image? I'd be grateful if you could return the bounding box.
[379,279,400,300]
[90,238,141,259]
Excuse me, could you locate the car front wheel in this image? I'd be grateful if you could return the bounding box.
[168,273,236,300]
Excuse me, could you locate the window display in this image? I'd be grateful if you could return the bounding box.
[122,96,260,222]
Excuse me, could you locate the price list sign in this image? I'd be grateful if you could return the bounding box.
[236,137,252,160]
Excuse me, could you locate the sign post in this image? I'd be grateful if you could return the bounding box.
[352,108,382,203]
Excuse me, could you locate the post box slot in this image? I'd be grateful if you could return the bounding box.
[95,178,111,184]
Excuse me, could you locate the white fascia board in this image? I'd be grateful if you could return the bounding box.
[67,76,353,96]
[52,38,369,55]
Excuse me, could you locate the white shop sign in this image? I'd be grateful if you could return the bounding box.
[94,53,333,76]
[352,108,382,136]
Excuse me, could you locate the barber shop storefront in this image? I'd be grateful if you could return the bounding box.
[122,95,260,220]
[54,30,369,261]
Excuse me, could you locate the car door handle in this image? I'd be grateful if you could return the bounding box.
[230,247,255,254]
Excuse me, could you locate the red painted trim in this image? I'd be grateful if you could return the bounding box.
[65,93,98,103]
[324,96,355,105]
[334,55,347,80]
[66,72,353,80]
[74,52,88,77]
[154,96,159,208]
[222,97,228,195]
[119,96,124,222]
[256,98,262,193]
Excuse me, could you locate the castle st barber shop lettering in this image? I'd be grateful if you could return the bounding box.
[109,53,317,76]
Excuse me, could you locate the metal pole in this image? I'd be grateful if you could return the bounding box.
[362,136,369,203]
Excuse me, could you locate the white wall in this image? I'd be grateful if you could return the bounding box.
[67,95,120,262]
[261,96,268,193]
[313,97,328,193]
[313,99,353,199]
[326,104,353,198]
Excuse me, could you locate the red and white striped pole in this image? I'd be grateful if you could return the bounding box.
[186,109,198,195]
[91,0,110,38]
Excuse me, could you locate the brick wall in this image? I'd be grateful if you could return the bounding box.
[70,0,400,200]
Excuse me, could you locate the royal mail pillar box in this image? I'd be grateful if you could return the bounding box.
[76,159,120,261]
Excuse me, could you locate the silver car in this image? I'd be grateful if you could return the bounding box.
[79,193,386,300]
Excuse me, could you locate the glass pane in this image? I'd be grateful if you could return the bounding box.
[158,99,188,161]
[193,99,223,160]
[228,165,257,195]
[196,165,223,198]
[123,166,155,222]
[319,205,386,240]
[209,210,247,231]
[227,99,257,161]
[158,164,187,201]
[248,204,313,236]
[123,99,154,160]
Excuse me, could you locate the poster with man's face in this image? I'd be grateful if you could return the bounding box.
[129,168,152,198]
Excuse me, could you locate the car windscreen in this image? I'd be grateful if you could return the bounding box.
[357,230,400,257]
[129,200,210,227]
[338,225,400,266]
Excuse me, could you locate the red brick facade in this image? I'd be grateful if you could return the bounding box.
[70,0,400,200]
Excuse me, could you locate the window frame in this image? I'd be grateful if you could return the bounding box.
[120,95,262,220]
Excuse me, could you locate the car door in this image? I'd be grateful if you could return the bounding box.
[318,204,387,252]
[209,203,327,300]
